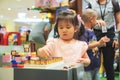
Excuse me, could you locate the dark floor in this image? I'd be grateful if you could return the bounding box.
[100,72,120,80]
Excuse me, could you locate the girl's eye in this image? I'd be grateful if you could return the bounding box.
[66,26,71,29]
[58,25,71,29]
[58,26,63,29]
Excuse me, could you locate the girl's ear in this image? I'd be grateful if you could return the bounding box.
[74,26,79,32]
[89,17,93,23]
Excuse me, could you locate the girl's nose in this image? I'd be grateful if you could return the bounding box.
[63,28,67,32]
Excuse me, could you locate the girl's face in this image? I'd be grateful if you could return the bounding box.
[90,16,97,28]
[58,19,77,41]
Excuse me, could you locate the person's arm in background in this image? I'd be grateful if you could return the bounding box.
[115,12,120,29]
[113,0,120,29]
[44,22,52,41]
[48,28,54,39]
[112,11,120,50]
[110,0,120,49]
[88,36,110,49]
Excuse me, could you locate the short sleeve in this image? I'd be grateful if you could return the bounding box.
[82,41,88,53]
[81,42,89,58]
[112,0,120,13]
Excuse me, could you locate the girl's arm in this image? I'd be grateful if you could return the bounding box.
[77,52,91,67]
[37,38,55,58]
[88,36,110,49]
[37,47,51,59]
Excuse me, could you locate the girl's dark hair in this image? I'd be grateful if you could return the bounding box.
[77,22,85,40]
[54,10,85,40]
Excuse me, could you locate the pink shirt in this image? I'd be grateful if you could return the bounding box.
[40,38,88,63]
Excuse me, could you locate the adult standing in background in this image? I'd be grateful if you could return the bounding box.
[85,0,120,80]
[29,21,52,48]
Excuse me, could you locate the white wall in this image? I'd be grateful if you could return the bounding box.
[0,0,40,19]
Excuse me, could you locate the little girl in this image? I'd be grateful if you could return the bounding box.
[37,10,90,66]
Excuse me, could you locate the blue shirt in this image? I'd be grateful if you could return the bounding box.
[80,29,100,71]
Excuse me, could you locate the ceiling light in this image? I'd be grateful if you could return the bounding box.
[8,8,11,11]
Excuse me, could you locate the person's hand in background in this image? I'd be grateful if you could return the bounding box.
[98,36,110,47]
[96,20,106,27]
[112,39,119,50]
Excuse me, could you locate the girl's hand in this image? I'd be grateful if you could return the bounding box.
[76,58,90,67]
[112,39,119,50]
[37,48,50,59]
[77,58,86,63]
[96,20,106,27]
[98,36,110,47]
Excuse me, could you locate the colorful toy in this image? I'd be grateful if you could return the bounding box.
[4,32,21,45]
[0,33,4,45]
